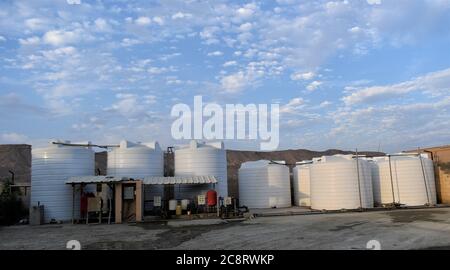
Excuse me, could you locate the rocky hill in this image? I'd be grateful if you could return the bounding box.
[0,145,31,185]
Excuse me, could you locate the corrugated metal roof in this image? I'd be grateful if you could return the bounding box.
[142,176,218,185]
[66,175,218,185]
[66,176,129,184]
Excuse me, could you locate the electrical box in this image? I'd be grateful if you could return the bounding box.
[30,205,44,225]
[154,196,161,207]
[225,197,232,206]
[123,186,135,200]
[197,195,206,205]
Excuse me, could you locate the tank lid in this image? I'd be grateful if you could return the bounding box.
[181,140,224,150]
[119,140,161,150]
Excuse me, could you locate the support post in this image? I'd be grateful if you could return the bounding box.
[135,181,143,222]
[72,184,75,225]
[115,183,122,224]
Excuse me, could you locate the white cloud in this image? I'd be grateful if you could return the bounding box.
[121,38,141,47]
[43,29,83,46]
[290,71,315,81]
[236,4,257,19]
[24,18,48,31]
[148,66,169,74]
[223,61,237,67]
[238,22,253,32]
[153,16,164,26]
[94,18,111,32]
[172,12,192,20]
[0,36,5,42]
[367,0,382,5]
[221,72,247,93]
[349,26,362,34]
[1,133,29,144]
[281,97,306,114]
[306,81,323,91]
[200,26,220,44]
[19,36,40,45]
[343,68,450,105]
[220,64,264,93]
[207,51,223,57]
[319,101,332,108]
[135,16,151,26]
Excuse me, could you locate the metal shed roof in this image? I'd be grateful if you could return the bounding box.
[66,176,129,184]
[66,175,218,185]
[142,176,218,185]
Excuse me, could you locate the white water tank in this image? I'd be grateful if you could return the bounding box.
[174,140,228,200]
[31,140,95,222]
[107,140,164,208]
[238,160,291,209]
[310,155,374,210]
[293,162,312,207]
[373,154,436,206]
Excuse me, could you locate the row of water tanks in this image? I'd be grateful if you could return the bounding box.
[238,154,436,210]
[31,140,227,222]
[292,154,436,210]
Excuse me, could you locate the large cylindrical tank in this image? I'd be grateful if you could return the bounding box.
[373,154,436,206]
[310,155,374,210]
[238,160,291,209]
[174,140,228,200]
[31,140,95,222]
[293,162,311,207]
[107,140,164,208]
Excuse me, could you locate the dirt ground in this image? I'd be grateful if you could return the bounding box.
[2,207,450,250]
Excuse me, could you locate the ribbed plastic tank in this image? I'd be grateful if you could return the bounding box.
[373,154,436,206]
[293,162,312,207]
[174,140,228,200]
[107,140,164,208]
[368,158,382,206]
[238,160,291,209]
[31,140,95,222]
[310,155,374,210]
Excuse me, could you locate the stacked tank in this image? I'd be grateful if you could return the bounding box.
[174,140,228,200]
[107,140,164,209]
[372,154,436,206]
[293,162,312,207]
[31,140,95,222]
[238,160,291,209]
[310,155,374,210]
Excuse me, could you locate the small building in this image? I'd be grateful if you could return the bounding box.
[405,145,450,204]
[66,175,219,224]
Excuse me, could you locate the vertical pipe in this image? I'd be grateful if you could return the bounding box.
[356,149,363,210]
[418,149,431,205]
[388,155,396,204]
[72,184,75,225]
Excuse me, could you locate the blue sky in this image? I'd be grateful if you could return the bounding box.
[0,0,449,152]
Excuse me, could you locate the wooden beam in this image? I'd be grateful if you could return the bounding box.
[115,183,122,224]
[135,180,143,222]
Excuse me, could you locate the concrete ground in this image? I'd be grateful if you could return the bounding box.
[2,207,450,250]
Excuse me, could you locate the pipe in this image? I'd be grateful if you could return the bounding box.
[388,155,396,204]
[418,148,431,205]
[52,142,119,149]
[355,149,363,210]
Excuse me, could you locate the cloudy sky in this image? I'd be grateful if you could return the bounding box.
[0,0,449,152]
